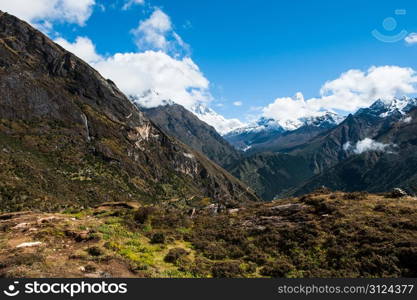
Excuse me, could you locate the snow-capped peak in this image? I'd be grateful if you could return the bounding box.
[358,97,417,118]
[227,117,285,136]
[191,103,244,135]
[228,111,344,137]
[301,111,346,128]
[130,90,244,135]
[379,97,417,118]
[129,90,175,108]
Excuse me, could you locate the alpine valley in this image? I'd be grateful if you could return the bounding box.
[1,11,417,279]
[146,96,417,201]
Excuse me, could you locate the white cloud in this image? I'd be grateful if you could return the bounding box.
[54,36,210,107]
[263,92,316,122]
[131,8,189,55]
[52,8,240,134]
[343,138,394,154]
[0,0,95,30]
[342,141,352,151]
[262,66,417,124]
[233,101,243,107]
[55,36,102,63]
[405,33,417,45]
[403,116,412,123]
[94,51,211,109]
[353,138,392,154]
[122,0,145,10]
[54,35,242,134]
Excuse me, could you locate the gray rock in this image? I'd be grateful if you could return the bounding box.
[390,188,408,198]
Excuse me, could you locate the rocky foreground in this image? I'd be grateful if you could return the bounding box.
[1,190,416,278]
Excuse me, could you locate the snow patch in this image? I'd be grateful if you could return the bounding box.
[16,241,42,248]
[191,103,244,135]
[342,142,352,151]
[183,152,194,159]
[377,97,417,118]
[242,145,252,152]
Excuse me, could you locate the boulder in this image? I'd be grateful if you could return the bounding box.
[390,188,408,198]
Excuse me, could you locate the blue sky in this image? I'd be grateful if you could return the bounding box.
[1,0,417,132]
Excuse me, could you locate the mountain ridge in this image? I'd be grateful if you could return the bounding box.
[0,11,258,211]
[141,103,241,168]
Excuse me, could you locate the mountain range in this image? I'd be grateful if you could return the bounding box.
[9,7,405,204]
[144,96,417,200]
[1,11,417,279]
[225,112,345,154]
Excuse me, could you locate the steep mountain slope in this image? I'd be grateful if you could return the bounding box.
[229,98,417,199]
[0,11,258,212]
[290,98,417,175]
[228,152,313,201]
[142,103,241,168]
[131,91,243,136]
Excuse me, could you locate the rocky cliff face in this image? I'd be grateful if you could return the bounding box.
[0,11,258,211]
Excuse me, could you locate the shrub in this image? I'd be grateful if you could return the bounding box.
[164,248,189,263]
[87,246,104,257]
[201,243,228,260]
[260,260,295,277]
[343,192,368,200]
[134,207,155,224]
[211,262,243,278]
[150,232,165,244]
[8,253,45,266]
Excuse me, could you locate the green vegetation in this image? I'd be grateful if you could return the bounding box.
[1,190,417,278]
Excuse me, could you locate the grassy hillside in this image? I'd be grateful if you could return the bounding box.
[1,190,416,278]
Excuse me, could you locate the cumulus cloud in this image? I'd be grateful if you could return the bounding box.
[55,36,102,63]
[233,101,243,107]
[262,66,417,124]
[54,35,243,133]
[54,36,211,108]
[122,0,145,10]
[52,8,240,134]
[403,116,412,123]
[354,139,392,154]
[405,33,417,45]
[343,138,395,154]
[131,8,189,55]
[95,51,210,108]
[263,92,316,122]
[0,0,95,31]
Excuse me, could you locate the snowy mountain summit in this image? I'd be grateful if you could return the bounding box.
[130,90,243,135]
[228,111,345,137]
[356,97,417,118]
